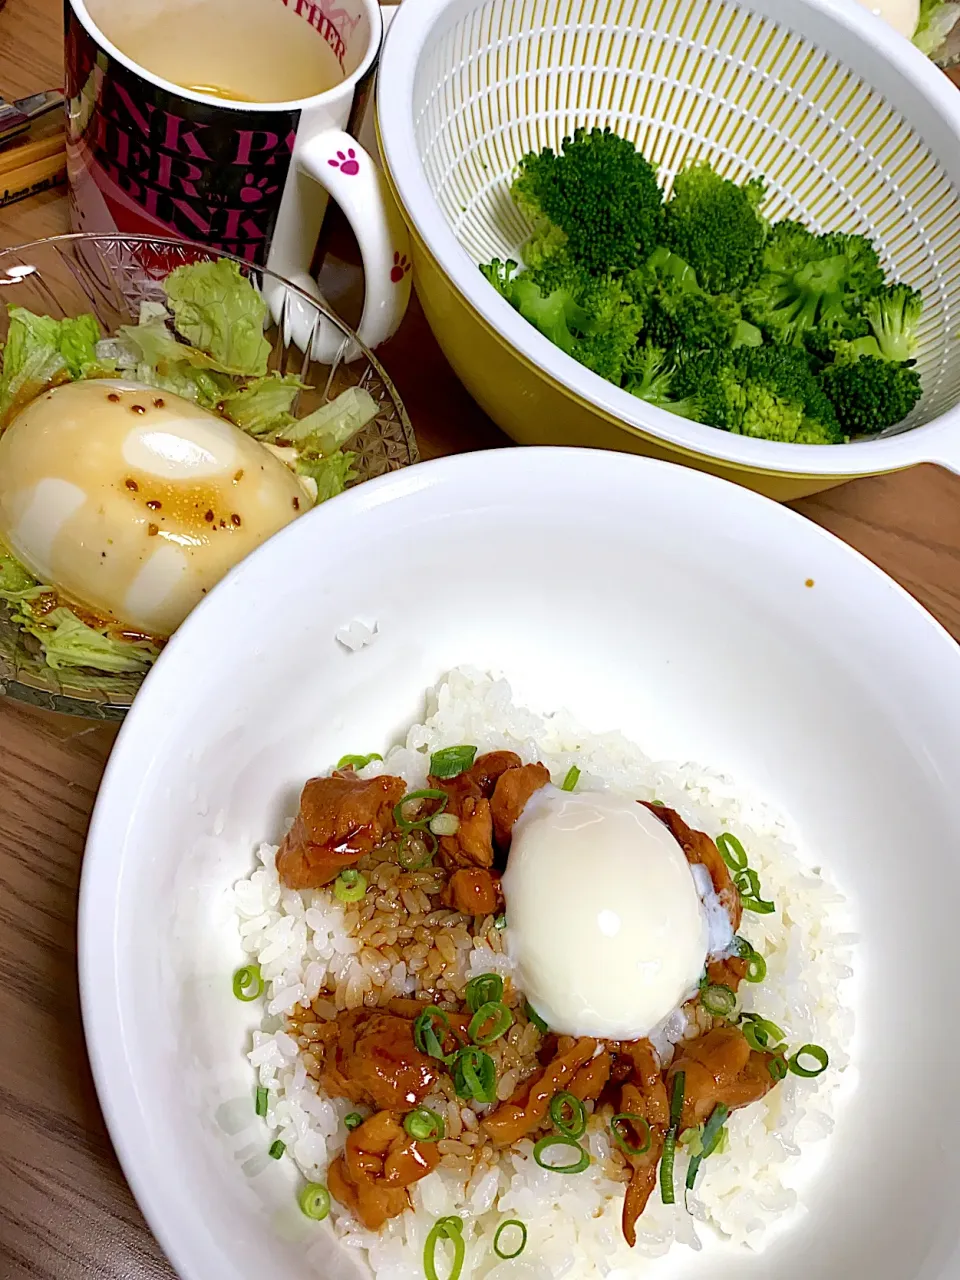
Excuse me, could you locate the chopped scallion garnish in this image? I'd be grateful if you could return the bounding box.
[413,1006,455,1060]
[423,1216,465,1280]
[659,1131,677,1204]
[429,745,478,779]
[532,1134,590,1174]
[465,972,504,1013]
[268,1140,285,1159]
[493,1219,527,1260]
[468,1000,513,1045]
[404,1107,445,1142]
[700,983,737,1018]
[669,1070,685,1127]
[525,1001,549,1034]
[560,765,580,791]
[739,1013,786,1053]
[768,1055,788,1081]
[298,1182,330,1220]
[549,1091,587,1140]
[344,1111,363,1130]
[684,1102,729,1191]
[610,1112,652,1156]
[333,868,367,902]
[394,789,449,831]
[716,831,748,872]
[788,1044,829,1077]
[232,963,264,1002]
[452,1046,497,1103]
[255,1086,268,1117]
[493,913,507,930]
[398,827,438,871]
[336,752,383,770]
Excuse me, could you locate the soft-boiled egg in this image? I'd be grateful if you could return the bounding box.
[0,380,311,636]
[853,0,919,37]
[502,788,710,1039]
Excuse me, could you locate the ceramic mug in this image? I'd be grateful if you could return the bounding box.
[64,0,412,358]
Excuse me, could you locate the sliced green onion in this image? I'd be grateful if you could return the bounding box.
[429,745,478,779]
[745,951,766,983]
[549,1091,587,1140]
[735,868,776,914]
[560,765,580,791]
[716,831,748,872]
[452,1047,497,1103]
[669,1071,685,1127]
[398,827,438,871]
[493,913,507,930]
[333,868,367,902]
[268,1140,285,1159]
[232,963,264,1001]
[525,1000,549,1033]
[404,1107,445,1142]
[414,1006,455,1060]
[345,1111,364,1130]
[429,813,461,837]
[493,1219,527,1260]
[468,1000,513,1045]
[768,1055,788,1081]
[533,1135,590,1174]
[659,1131,677,1203]
[336,752,382,770]
[733,934,753,957]
[700,984,737,1018]
[740,1013,787,1053]
[610,1112,652,1156]
[700,1103,730,1159]
[650,798,665,807]
[788,1044,829,1078]
[394,788,449,830]
[465,972,504,1013]
[423,1216,465,1280]
[298,1182,330,1220]
[255,1086,268,1117]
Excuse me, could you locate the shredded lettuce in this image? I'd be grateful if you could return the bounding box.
[295,450,356,503]
[220,372,305,436]
[0,547,158,674]
[913,0,960,55]
[163,258,271,376]
[16,606,159,673]
[281,385,379,455]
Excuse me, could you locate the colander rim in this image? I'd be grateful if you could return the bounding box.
[376,0,960,478]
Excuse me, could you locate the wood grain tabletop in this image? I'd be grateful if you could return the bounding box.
[1,2,960,1277]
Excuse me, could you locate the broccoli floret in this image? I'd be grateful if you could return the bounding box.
[663,163,768,293]
[862,283,923,363]
[673,345,844,443]
[820,356,922,435]
[479,257,642,382]
[512,128,663,276]
[628,248,753,353]
[623,343,702,418]
[743,221,885,346]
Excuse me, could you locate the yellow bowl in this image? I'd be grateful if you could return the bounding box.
[376,0,960,498]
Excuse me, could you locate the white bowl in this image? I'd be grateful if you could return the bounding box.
[81,448,960,1280]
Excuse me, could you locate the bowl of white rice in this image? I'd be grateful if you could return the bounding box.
[80,447,960,1280]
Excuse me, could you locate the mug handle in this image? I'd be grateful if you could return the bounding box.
[268,128,411,365]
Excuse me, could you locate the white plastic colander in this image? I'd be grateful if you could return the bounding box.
[377,0,960,483]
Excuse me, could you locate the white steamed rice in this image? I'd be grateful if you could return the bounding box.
[232,667,856,1278]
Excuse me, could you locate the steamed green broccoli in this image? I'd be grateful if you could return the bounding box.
[742,221,885,346]
[623,343,702,418]
[480,258,643,382]
[821,355,922,435]
[512,127,664,276]
[673,345,844,443]
[663,163,768,293]
[862,283,923,363]
[628,248,761,353]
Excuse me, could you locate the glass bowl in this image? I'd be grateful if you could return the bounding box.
[0,233,418,721]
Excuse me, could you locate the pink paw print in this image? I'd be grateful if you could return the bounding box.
[329,147,360,176]
[239,173,279,204]
[390,251,411,284]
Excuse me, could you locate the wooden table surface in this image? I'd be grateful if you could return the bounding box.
[1,2,960,1276]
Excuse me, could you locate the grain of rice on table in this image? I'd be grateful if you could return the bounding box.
[233,667,855,1278]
